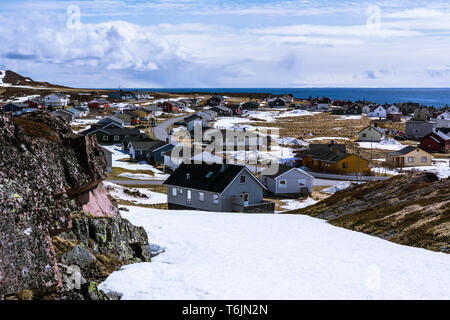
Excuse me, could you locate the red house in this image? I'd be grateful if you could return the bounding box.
[419,131,450,153]
[88,99,110,109]
[160,101,180,113]
[24,100,44,110]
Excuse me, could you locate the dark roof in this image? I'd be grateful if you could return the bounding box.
[129,140,167,151]
[184,114,202,122]
[262,165,294,178]
[299,143,352,163]
[387,146,418,156]
[164,163,255,193]
[359,125,385,134]
[98,128,141,136]
[208,95,225,101]
[211,105,232,112]
[437,127,450,135]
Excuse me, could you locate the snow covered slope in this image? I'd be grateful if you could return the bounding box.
[99,207,450,300]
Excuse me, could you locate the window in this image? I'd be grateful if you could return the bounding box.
[240,175,246,183]
[362,133,367,137]
[114,135,120,141]
[199,192,205,202]
[172,188,177,197]
[421,156,427,163]
[408,157,414,163]
[178,188,183,194]
[342,162,348,169]
[279,180,287,188]
[298,179,306,187]
[103,135,109,141]
[187,190,192,203]
[213,194,219,204]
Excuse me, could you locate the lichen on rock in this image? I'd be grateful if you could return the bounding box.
[0,111,150,299]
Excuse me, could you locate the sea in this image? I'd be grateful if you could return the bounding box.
[119,88,450,108]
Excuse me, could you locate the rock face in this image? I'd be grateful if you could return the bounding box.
[291,172,450,253]
[0,111,150,299]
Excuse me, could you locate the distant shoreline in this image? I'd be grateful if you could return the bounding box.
[97,87,450,107]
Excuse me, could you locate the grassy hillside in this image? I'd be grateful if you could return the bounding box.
[288,172,450,253]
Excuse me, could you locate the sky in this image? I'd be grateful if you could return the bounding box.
[1,0,450,88]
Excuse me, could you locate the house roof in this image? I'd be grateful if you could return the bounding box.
[298,143,354,163]
[163,163,262,193]
[129,140,166,151]
[262,165,313,179]
[98,128,141,136]
[359,125,385,134]
[437,127,450,135]
[211,105,232,113]
[387,146,420,156]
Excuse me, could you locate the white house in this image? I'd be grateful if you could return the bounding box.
[45,93,69,107]
[362,105,372,114]
[260,166,313,196]
[387,105,400,114]
[435,111,450,128]
[368,106,387,118]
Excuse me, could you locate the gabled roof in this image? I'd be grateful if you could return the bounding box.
[262,165,313,179]
[359,125,385,134]
[437,127,450,135]
[211,105,232,112]
[298,143,355,163]
[163,163,264,193]
[129,140,167,151]
[98,127,141,136]
[387,146,420,156]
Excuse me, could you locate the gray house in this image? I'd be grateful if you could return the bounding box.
[260,166,313,196]
[405,121,437,139]
[358,125,385,142]
[164,163,274,213]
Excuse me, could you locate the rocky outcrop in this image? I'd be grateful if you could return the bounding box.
[0,111,150,299]
[290,172,450,253]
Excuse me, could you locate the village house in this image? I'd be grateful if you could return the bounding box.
[24,98,44,110]
[312,97,331,111]
[362,104,375,114]
[128,140,173,164]
[107,91,137,100]
[281,94,294,103]
[330,105,347,115]
[45,93,69,108]
[184,114,209,132]
[260,165,313,196]
[53,109,75,122]
[87,127,142,144]
[405,121,437,139]
[196,110,217,122]
[387,112,402,122]
[419,130,450,153]
[143,105,163,117]
[160,101,181,113]
[298,142,371,175]
[164,163,274,213]
[268,97,286,108]
[241,101,260,110]
[386,146,432,167]
[227,104,243,115]
[434,111,450,128]
[211,105,233,116]
[1,103,25,116]
[347,103,362,115]
[88,99,110,109]
[358,125,386,142]
[207,95,226,106]
[368,106,387,118]
[413,108,430,121]
[387,105,400,114]
[370,118,393,129]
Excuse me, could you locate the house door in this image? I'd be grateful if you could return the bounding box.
[241,193,249,206]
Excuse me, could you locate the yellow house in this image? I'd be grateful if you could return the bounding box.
[299,143,371,175]
[386,146,432,167]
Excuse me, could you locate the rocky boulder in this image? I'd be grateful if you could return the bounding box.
[0,111,149,299]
